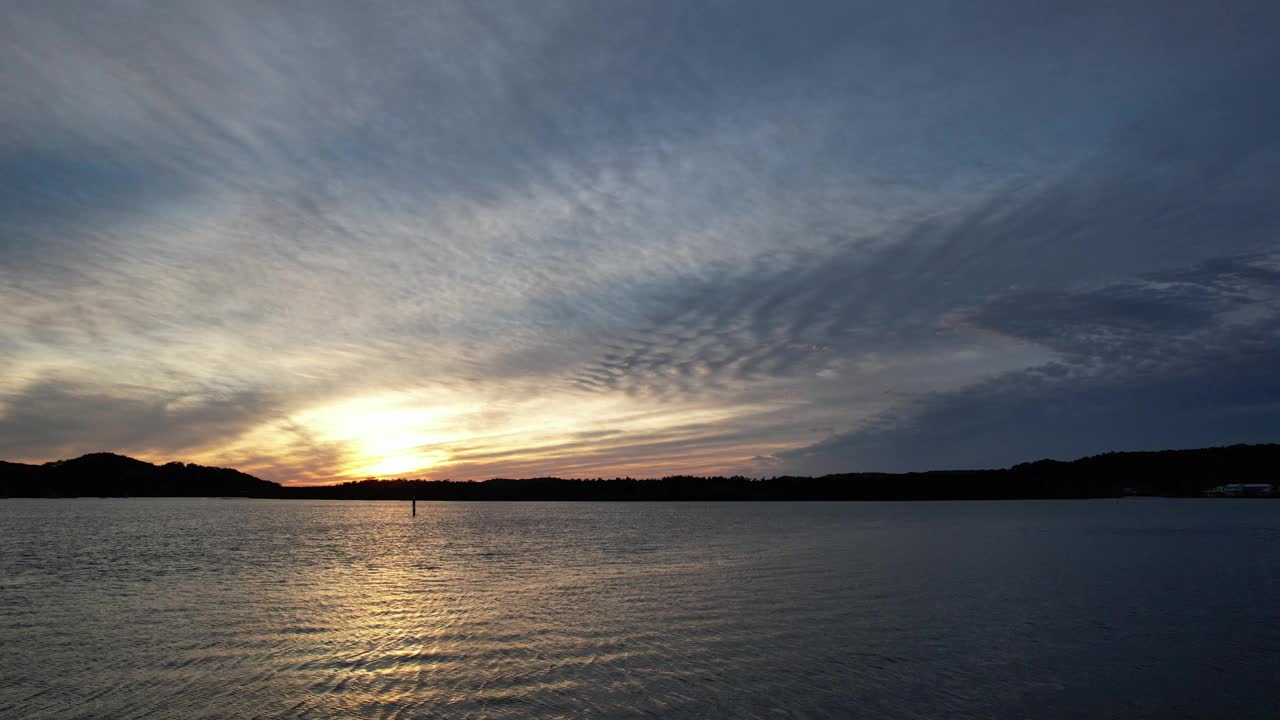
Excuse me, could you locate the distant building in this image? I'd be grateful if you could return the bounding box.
[1206,483,1275,497]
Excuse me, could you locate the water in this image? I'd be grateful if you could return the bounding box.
[1,499,1277,719]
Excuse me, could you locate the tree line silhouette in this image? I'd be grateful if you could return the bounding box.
[2,444,1277,499]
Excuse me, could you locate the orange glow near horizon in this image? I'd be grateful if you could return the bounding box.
[183,388,799,485]
[291,394,467,479]
[351,450,450,479]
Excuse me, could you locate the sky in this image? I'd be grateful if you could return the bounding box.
[2,1,1279,484]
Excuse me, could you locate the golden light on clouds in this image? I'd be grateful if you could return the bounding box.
[202,386,796,484]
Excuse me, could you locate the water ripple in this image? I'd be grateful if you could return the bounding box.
[1,499,1279,718]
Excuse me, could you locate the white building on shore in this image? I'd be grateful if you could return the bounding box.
[1206,483,1275,497]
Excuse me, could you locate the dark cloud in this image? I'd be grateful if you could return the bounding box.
[776,255,1280,473]
[0,381,279,462]
[567,55,1280,405]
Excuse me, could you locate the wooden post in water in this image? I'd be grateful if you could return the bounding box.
[412,497,416,517]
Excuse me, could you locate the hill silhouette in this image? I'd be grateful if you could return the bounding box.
[0,452,279,498]
[2,444,1277,500]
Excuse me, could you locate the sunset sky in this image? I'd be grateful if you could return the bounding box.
[3,1,1278,484]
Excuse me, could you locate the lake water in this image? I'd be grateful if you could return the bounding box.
[1,499,1277,719]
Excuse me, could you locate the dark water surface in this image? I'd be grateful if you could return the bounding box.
[1,499,1277,719]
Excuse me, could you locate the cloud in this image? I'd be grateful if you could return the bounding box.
[1,1,1278,480]
[776,254,1280,473]
[0,379,279,462]
[565,52,1280,409]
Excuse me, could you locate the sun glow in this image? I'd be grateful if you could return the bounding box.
[210,385,789,483]
[352,450,449,478]
[294,393,471,479]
